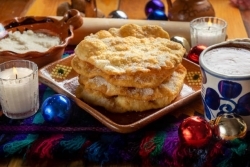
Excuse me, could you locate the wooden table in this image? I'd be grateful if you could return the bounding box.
[0,0,249,166]
[0,0,249,39]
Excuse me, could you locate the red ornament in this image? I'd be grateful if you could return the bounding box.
[186,45,207,64]
[178,116,213,148]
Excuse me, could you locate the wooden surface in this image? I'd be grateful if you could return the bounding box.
[25,0,249,39]
[0,0,249,39]
[241,9,250,36]
[0,0,249,166]
[0,0,33,22]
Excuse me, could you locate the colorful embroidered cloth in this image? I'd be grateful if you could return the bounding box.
[0,50,250,167]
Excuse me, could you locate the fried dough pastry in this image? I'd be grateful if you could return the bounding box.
[75,84,181,113]
[74,24,185,75]
[78,64,187,101]
[94,24,170,39]
[75,65,186,113]
[71,55,175,88]
[76,85,175,113]
[71,23,187,113]
[75,35,185,75]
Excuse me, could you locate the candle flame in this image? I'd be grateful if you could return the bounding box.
[207,18,212,30]
[13,67,18,79]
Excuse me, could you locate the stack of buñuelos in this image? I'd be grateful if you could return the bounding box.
[71,24,187,113]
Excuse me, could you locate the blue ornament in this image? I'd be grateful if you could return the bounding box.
[145,0,165,17]
[41,94,72,125]
[147,9,168,20]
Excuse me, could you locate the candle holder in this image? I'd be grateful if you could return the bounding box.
[0,60,39,119]
[190,17,227,47]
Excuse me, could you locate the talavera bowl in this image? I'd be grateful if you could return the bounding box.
[0,9,83,68]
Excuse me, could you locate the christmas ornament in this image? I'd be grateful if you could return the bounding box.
[108,0,128,19]
[147,9,168,20]
[41,94,72,125]
[170,36,190,54]
[186,45,207,64]
[212,113,247,141]
[145,0,165,17]
[178,116,213,148]
[108,10,128,19]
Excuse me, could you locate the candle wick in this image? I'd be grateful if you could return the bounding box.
[16,74,17,79]
[208,26,211,30]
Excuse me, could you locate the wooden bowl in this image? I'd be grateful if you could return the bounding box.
[0,9,83,68]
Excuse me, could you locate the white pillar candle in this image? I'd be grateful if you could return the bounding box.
[0,60,39,119]
[190,17,227,47]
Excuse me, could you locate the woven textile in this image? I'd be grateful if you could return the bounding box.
[0,51,250,167]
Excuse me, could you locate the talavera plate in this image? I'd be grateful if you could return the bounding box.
[39,55,201,133]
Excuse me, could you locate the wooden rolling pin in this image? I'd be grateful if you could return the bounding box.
[61,17,191,45]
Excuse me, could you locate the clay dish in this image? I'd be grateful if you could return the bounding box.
[0,9,83,68]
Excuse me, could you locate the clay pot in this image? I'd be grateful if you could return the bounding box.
[0,9,83,68]
[166,0,215,21]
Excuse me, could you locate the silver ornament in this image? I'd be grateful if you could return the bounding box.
[108,0,128,19]
[170,36,190,54]
[108,10,128,19]
[212,113,247,140]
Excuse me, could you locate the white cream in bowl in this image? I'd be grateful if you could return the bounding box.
[0,30,60,53]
